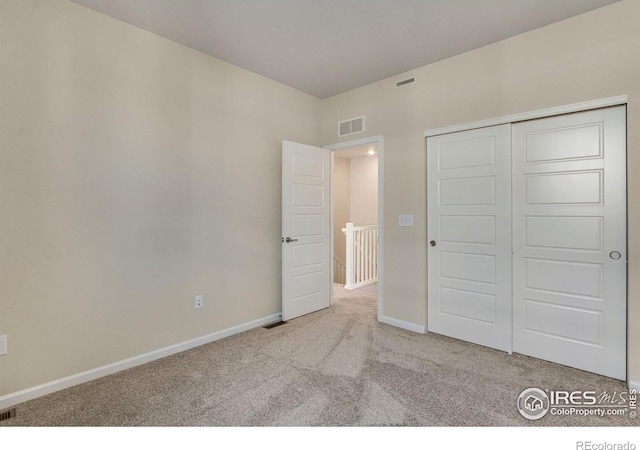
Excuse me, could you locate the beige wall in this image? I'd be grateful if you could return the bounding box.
[349,155,378,227]
[321,0,640,383]
[0,0,321,396]
[333,156,350,262]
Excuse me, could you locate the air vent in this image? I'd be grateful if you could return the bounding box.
[396,77,415,87]
[0,408,16,422]
[338,116,365,137]
[263,321,287,329]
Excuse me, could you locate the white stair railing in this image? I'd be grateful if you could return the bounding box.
[334,256,346,285]
[342,222,378,289]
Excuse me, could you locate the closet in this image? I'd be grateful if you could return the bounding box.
[427,105,626,380]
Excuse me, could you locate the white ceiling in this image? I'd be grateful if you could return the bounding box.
[70,0,620,99]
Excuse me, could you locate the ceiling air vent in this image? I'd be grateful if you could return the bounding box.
[396,77,415,87]
[338,116,365,137]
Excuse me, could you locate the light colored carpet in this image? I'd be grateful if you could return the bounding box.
[1,283,636,426]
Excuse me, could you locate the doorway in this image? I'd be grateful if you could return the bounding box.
[327,136,384,322]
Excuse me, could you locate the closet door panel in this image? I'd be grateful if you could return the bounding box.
[512,106,626,380]
[427,125,512,352]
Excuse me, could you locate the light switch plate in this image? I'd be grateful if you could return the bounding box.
[399,214,414,227]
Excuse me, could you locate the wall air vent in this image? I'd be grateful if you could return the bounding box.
[396,77,415,87]
[338,116,365,137]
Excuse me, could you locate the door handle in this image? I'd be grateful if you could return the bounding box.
[284,237,298,243]
[609,251,621,260]
[430,240,437,247]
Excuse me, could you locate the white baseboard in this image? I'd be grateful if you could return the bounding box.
[378,314,425,334]
[629,380,640,391]
[0,313,281,410]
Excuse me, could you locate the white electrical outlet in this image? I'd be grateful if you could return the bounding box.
[195,295,203,309]
[0,335,7,356]
[399,214,414,227]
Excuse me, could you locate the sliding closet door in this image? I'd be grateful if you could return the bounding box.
[512,106,626,380]
[427,125,512,352]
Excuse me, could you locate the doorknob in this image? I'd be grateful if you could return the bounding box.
[284,237,298,243]
[430,240,436,247]
[609,251,621,260]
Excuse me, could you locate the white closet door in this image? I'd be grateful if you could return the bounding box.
[427,125,512,352]
[512,106,626,380]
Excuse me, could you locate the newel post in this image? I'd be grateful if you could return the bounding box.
[345,222,355,289]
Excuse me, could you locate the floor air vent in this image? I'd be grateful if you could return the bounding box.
[0,408,16,422]
[263,321,287,329]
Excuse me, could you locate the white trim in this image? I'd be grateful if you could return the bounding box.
[325,135,384,152]
[424,95,628,137]
[326,135,384,324]
[379,315,426,334]
[0,313,280,410]
[629,380,640,391]
[330,150,335,306]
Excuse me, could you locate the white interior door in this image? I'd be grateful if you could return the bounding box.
[282,141,331,321]
[512,106,627,380]
[427,124,513,352]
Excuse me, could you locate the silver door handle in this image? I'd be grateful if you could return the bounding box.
[284,237,298,243]
[610,251,621,260]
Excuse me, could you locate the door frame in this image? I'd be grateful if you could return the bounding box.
[424,95,629,383]
[325,135,384,322]
[424,96,627,138]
